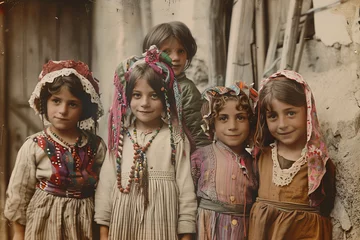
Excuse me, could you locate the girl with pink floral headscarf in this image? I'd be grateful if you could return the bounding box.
[248,70,335,240]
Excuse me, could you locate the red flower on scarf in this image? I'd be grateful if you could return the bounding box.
[145,48,160,64]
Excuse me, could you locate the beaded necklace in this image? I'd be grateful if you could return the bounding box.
[117,123,162,194]
[49,128,82,148]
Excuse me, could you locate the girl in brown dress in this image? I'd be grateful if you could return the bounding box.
[248,70,335,240]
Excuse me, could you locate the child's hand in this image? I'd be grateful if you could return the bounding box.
[99,225,109,240]
[12,222,25,240]
[13,233,25,240]
[179,233,193,240]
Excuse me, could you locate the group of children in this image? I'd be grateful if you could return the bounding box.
[4,21,335,240]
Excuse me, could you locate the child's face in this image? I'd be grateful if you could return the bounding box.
[266,98,307,149]
[160,36,187,76]
[130,78,164,130]
[46,86,82,134]
[214,100,250,154]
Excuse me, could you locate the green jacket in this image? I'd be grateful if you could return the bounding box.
[177,73,211,150]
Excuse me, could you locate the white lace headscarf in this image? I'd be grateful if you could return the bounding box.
[28,60,103,130]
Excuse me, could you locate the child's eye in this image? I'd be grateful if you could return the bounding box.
[178,49,186,54]
[69,102,78,108]
[218,115,228,122]
[132,93,141,99]
[287,111,296,117]
[163,49,170,55]
[52,99,60,104]
[237,115,248,121]
[151,94,159,100]
[266,112,277,120]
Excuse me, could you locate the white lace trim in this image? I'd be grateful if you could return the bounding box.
[28,68,104,130]
[271,142,307,186]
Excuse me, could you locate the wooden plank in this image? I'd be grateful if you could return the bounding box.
[24,0,42,136]
[294,0,312,71]
[255,0,266,84]
[7,0,28,173]
[0,4,9,240]
[58,3,81,60]
[263,14,281,78]
[208,0,229,86]
[39,0,58,63]
[225,0,255,86]
[280,0,303,70]
[77,2,92,64]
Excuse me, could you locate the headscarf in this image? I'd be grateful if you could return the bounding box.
[201,82,258,139]
[257,70,329,202]
[28,60,103,130]
[108,45,183,162]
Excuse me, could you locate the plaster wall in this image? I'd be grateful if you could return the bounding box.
[299,41,360,238]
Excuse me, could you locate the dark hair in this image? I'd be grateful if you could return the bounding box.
[36,74,98,126]
[125,63,177,119]
[202,92,255,143]
[142,21,197,69]
[254,77,306,148]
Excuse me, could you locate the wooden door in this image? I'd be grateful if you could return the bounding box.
[1,0,93,238]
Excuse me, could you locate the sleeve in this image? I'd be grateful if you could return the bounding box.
[94,151,117,226]
[319,158,336,217]
[4,138,38,225]
[190,149,202,190]
[181,81,211,149]
[94,137,107,169]
[175,136,197,234]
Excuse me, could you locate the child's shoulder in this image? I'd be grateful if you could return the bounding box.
[26,131,46,142]
[192,143,213,156]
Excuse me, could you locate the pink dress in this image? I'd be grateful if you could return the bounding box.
[191,141,258,240]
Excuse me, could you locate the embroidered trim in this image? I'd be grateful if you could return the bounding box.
[271,142,307,186]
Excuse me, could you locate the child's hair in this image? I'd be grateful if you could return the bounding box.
[142,21,197,69]
[125,63,176,117]
[202,93,254,141]
[255,77,306,148]
[201,83,258,145]
[37,74,98,125]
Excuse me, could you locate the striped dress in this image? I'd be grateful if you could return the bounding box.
[4,129,106,240]
[94,125,197,240]
[191,141,258,240]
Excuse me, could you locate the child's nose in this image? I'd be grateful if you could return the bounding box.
[59,104,68,115]
[228,118,238,130]
[170,52,179,61]
[278,116,288,128]
[140,96,150,107]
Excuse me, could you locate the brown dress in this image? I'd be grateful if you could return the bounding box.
[248,148,332,240]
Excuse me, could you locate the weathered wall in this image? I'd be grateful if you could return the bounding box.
[303,1,360,238]
[299,41,360,239]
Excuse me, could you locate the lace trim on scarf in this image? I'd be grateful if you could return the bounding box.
[271,142,307,186]
[29,68,104,130]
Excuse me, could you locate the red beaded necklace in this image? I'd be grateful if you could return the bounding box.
[117,124,162,194]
